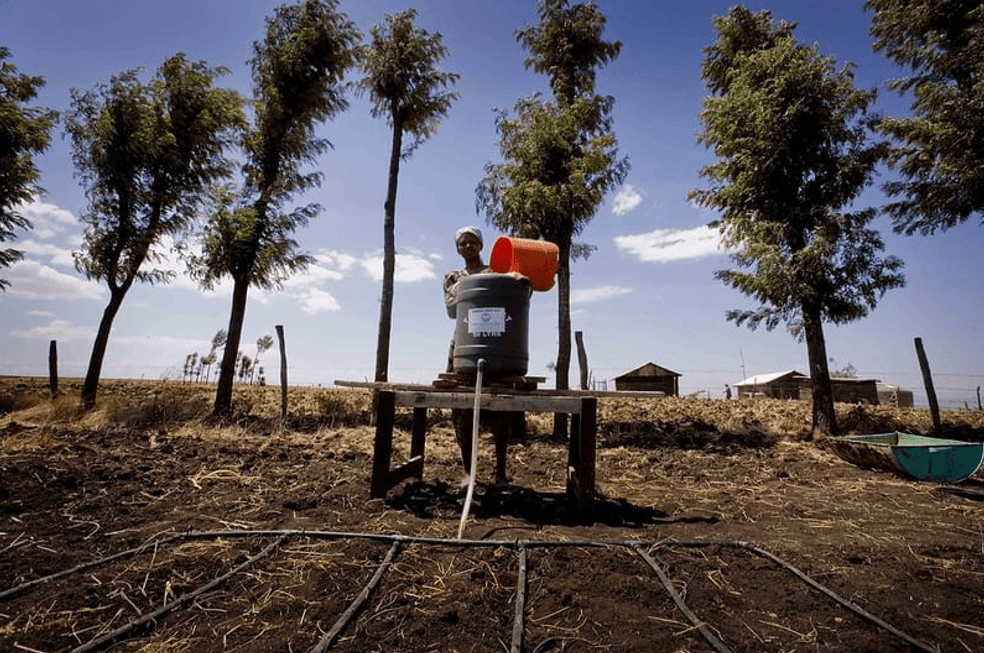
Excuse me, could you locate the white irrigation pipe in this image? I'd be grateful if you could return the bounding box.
[457,358,485,540]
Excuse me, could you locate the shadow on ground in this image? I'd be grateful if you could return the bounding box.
[386,480,718,530]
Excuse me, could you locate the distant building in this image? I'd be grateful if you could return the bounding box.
[877,383,915,408]
[734,370,805,399]
[827,377,881,404]
[614,362,680,396]
[736,370,910,405]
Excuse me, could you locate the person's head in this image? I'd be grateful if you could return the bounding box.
[455,226,483,260]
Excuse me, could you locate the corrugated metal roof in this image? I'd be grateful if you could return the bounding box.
[734,370,806,387]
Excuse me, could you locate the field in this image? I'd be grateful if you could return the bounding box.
[2,377,983,653]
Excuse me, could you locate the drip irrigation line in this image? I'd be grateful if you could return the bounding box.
[307,540,401,653]
[121,527,664,549]
[632,544,734,653]
[67,533,288,653]
[0,532,187,602]
[0,526,652,604]
[1,529,944,652]
[511,542,528,653]
[650,540,940,653]
[739,542,940,653]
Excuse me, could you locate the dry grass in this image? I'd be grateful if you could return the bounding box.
[4,377,984,447]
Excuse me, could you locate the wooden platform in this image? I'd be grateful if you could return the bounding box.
[334,380,597,521]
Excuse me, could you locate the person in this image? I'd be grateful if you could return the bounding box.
[444,226,522,487]
[724,384,732,400]
[444,226,489,319]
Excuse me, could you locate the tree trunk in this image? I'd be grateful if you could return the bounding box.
[214,273,251,416]
[802,304,836,439]
[553,234,573,438]
[374,115,403,384]
[80,288,127,411]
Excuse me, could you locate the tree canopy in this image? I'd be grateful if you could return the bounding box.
[516,0,622,105]
[0,47,58,290]
[477,0,627,406]
[66,54,244,409]
[358,8,459,383]
[195,0,361,416]
[866,0,984,235]
[692,6,904,437]
[358,8,459,158]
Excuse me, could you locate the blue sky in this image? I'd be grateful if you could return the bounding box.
[2,0,982,408]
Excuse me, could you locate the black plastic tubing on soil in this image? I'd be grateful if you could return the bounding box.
[0,528,940,653]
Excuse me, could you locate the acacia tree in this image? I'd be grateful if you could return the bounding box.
[0,47,58,290]
[251,333,274,383]
[192,0,360,416]
[865,0,984,235]
[692,6,905,438]
[358,8,459,383]
[67,54,244,410]
[477,0,628,409]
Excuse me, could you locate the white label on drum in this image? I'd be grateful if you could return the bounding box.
[467,307,507,336]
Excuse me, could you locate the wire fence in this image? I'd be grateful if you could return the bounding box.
[2,361,982,410]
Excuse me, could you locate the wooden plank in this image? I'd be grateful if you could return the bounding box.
[333,379,662,399]
[392,390,583,414]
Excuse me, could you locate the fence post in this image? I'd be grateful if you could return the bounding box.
[575,331,589,391]
[275,325,288,422]
[914,337,941,435]
[48,340,58,398]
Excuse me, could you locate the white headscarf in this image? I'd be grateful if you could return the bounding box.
[454,226,483,247]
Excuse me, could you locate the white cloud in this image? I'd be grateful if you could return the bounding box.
[614,225,725,263]
[612,185,643,216]
[285,263,345,287]
[16,240,77,267]
[572,285,633,304]
[18,200,78,239]
[298,288,341,314]
[10,318,91,342]
[360,252,438,283]
[313,249,358,273]
[5,260,105,301]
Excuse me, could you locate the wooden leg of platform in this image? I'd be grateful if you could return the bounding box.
[408,406,427,480]
[370,390,396,498]
[567,397,597,521]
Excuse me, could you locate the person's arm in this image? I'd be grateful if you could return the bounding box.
[444,270,462,318]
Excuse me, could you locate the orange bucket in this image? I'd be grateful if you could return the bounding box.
[489,236,559,291]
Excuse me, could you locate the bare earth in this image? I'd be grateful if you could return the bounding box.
[1,378,983,653]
